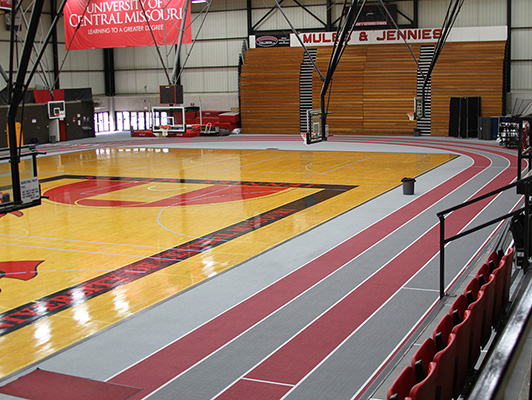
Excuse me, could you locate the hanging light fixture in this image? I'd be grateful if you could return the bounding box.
[191,0,207,3]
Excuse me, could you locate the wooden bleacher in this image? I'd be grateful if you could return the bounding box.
[431,41,506,136]
[240,47,303,135]
[240,41,506,137]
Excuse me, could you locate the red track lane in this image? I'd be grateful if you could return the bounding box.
[215,149,517,399]
[108,142,510,398]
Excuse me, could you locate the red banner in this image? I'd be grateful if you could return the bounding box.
[64,0,191,50]
[0,0,11,11]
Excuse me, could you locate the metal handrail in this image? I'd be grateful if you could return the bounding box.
[0,144,39,161]
[437,174,532,298]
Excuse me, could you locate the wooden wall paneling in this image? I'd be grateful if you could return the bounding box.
[312,46,367,135]
[240,48,303,135]
[430,41,506,136]
[363,44,421,135]
[239,41,505,137]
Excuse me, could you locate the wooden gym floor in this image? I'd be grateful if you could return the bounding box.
[0,133,524,399]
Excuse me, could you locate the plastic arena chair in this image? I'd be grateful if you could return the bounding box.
[465,277,480,305]
[449,294,468,325]
[491,266,504,325]
[433,332,457,400]
[451,309,473,397]
[479,274,497,346]
[433,314,453,353]
[476,263,489,287]
[466,288,486,367]
[486,250,500,271]
[499,247,514,309]
[387,365,417,400]
[408,361,438,400]
[411,337,436,382]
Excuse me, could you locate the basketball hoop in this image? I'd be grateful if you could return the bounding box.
[160,125,170,137]
[407,112,416,121]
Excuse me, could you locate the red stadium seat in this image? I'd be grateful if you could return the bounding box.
[499,247,514,310]
[467,288,485,366]
[451,309,473,397]
[486,250,500,271]
[433,332,457,400]
[479,274,497,346]
[492,267,504,325]
[450,294,468,325]
[387,365,417,400]
[476,263,489,287]
[465,277,480,305]
[411,338,436,382]
[409,361,438,400]
[433,314,453,352]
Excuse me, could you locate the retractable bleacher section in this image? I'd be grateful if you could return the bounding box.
[386,248,515,400]
[240,47,303,135]
[311,46,366,135]
[430,41,506,137]
[240,41,505,136]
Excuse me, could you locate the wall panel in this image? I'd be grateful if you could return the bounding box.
[60,71,106,94]
[419,0,505,28]
[199,10,248,39]
[182,40,242,68]
[206,0,247,12]
[511,30,532,60]
[511,63,532,91]
[252,4,326,32]
[182,68,238,93]
[115,70,169,94]
[512,0,532,27]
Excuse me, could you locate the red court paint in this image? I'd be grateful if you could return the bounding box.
[0,261,42,281]
[44,180,288,207]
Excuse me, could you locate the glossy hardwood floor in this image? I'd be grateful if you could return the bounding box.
[0,145,454,378]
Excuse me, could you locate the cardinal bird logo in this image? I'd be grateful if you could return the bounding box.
[0,211,41,293]
[0,261,43,294]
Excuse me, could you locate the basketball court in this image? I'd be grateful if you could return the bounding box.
[0,133,523,399]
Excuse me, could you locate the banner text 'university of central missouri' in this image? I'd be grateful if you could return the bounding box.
[64,0,191,50]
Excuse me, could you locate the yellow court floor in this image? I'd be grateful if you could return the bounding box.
[0,146,455,378]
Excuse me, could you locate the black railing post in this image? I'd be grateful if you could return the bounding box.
[439,214,445,299]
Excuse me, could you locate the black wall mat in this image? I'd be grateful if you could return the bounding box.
[449,97,481,138]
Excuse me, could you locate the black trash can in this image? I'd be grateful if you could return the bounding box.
[401,177,416,195]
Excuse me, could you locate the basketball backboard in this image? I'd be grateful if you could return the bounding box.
[151,106,186,135]
[305,109,328,145]
[48,100,65,120]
